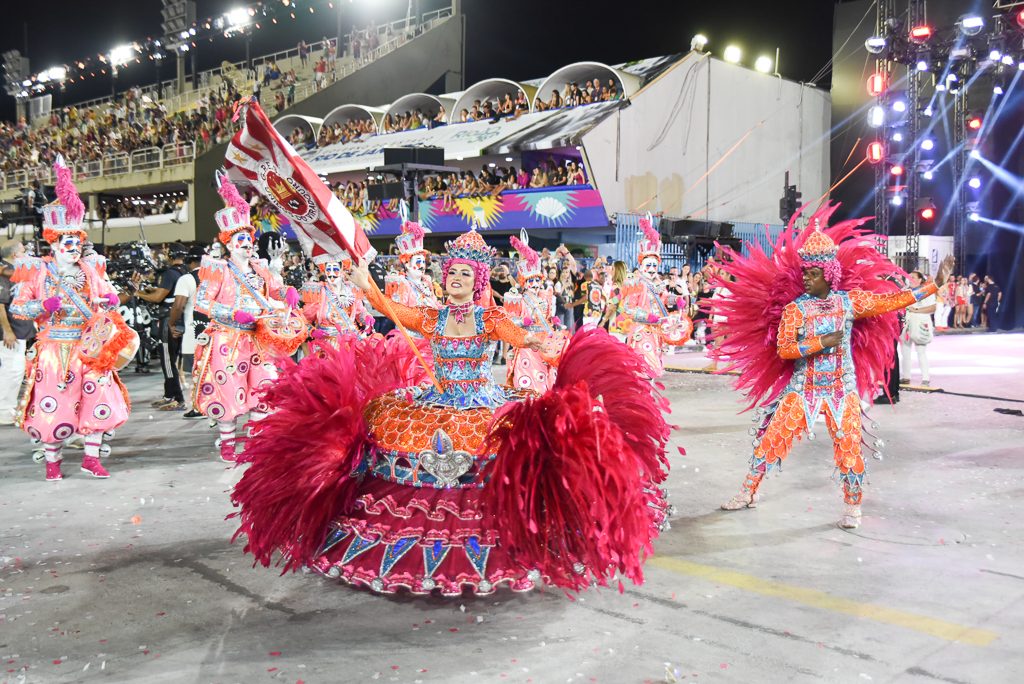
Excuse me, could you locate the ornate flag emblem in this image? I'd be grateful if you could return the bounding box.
[257,161,318,224]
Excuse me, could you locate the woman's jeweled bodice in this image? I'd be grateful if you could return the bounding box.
[411,305,514,409]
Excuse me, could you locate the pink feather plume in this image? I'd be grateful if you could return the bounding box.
[705,202,902,410]
[54,160,85,225]
[509,235,539,269]
[217,172,251,218]
[639,216,660,245]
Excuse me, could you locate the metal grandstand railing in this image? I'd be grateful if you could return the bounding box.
[0,142,196,192]
[43,8,453,119]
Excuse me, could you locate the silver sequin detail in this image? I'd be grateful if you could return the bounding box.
[418,429,474,488]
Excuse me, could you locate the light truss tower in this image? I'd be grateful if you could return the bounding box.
[952,90,968,269]
[872,0,896,254]
[902,0,927,272]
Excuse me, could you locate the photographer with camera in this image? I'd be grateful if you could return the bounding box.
[136,243,189,410]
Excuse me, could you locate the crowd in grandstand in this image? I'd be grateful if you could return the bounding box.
[0,83,247,182]
[535,78,622,111]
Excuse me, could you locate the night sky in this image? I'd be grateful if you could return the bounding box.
[0,0,837,119]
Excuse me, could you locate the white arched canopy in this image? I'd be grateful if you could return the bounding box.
[382,94,445,133]
[272,115,322,143]
[321,104,384,135]
[449,78,530,123]
[531,61,640,110]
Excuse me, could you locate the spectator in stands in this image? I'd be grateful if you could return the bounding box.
[567,160,586,185]
[263,60,282,86]
[314,58,327,91]
[433,106,447,127]
[298,40,309,67]
[529,167,548,188]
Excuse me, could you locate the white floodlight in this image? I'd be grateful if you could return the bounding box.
[865,36,886,54]
[754,55,773,73]
[691,34,708,52]
[959,16,984,36]
[723,45,742,64]
[109,45,135,67]
[226,8,250,27]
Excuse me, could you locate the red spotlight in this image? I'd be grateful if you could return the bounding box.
[920,207,935,221]
[967,115,982,130]
[867,72,886,97]
[909,25,933,43]
[1016,8,1024,29]
[867,141,885,163]
[890,164,905,176]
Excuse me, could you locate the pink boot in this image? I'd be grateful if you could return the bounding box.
[45,460,64,482]
[219,439,237,463]
[81,456,110,478]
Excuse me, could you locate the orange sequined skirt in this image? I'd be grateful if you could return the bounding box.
[310,388,544,595]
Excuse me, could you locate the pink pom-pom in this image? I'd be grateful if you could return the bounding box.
[310,329,327,339]
[676,296,686,309]
[233,310,256,325]
[285,286,300,308]
[402,220,425,241]
[104,292,119,308]
[647,313,661,324]
[523,316,534,327]
[43,296,62,314]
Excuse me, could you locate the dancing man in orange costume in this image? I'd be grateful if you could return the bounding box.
[710,205,953,528]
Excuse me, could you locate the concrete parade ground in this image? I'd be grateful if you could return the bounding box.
[1,333,1023,684]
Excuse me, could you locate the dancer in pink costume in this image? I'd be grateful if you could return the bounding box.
[617,214,674,376]
[193,173,300,462]
[385,209,439,310]
[10,159,129,481]
[302,249,374,348]
[502,230,568,392]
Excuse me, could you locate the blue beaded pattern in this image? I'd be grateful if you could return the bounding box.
[423,540,450,578]
[340,534,381,564]
[379,537,418,576]
[463,536,491,578]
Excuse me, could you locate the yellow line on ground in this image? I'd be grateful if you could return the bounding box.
[650,557,999,646]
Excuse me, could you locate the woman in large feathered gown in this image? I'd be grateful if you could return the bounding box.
[230,227,678,596]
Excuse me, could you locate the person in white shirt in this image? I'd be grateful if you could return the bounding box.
[901,270,936,386]
[168,247,205,417]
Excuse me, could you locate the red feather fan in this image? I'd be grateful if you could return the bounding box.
[230,333,426,572]
[480,327,673,592]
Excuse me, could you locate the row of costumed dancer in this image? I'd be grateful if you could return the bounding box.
[8,153,949,596]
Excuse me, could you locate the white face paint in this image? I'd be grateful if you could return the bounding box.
[641,256,660,279]
[228,232,254,263]
[209,242,224,259]
[323,262,342,289]
[407,253,426,279]
[525,275,542,294]
[53,235,82,270]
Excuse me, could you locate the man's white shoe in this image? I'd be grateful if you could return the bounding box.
[838,505,862,529]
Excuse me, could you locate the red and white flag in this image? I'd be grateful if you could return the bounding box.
[224,101,376,263]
